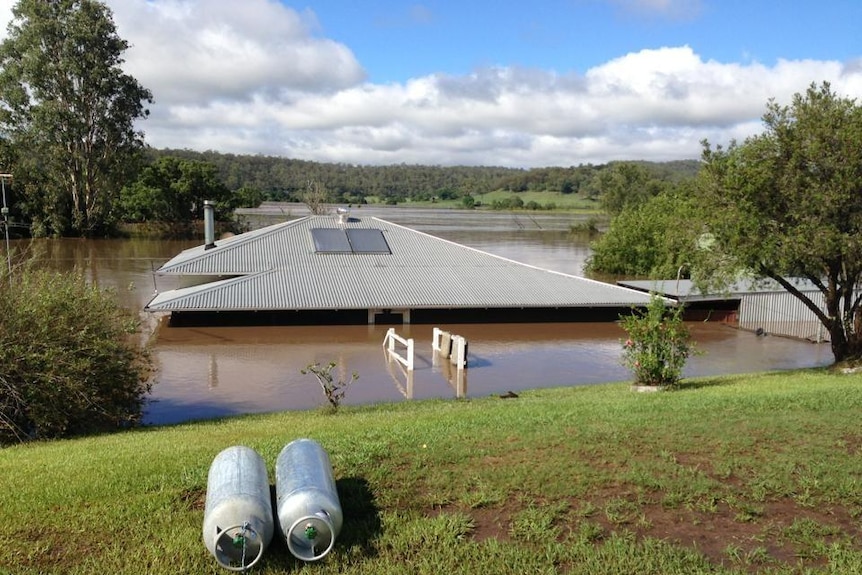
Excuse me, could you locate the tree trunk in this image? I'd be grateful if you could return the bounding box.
[830,322,850,363]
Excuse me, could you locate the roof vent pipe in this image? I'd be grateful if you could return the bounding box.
[204,200,216,250]
[336,206,349,225]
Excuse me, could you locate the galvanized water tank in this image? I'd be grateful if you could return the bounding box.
[202,446,274,571]
[275,438,343,561]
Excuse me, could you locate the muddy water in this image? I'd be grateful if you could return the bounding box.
[9,206,834,425]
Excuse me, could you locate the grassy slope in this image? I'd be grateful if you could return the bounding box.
[1,369,861,574]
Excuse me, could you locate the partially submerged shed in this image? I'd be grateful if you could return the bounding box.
[619,278,829,341]
[146,214,656,326]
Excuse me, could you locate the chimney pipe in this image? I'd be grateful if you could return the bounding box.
[204,200,216,250]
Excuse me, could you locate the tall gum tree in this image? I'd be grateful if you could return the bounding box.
[698,82,862,363]
[0,0,152,236]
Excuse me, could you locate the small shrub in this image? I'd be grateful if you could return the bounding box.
[301,361,358,412]
[0,268,152,443]
[620,294,692,388]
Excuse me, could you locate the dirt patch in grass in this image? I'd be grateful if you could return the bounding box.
[431,491,860,573]
[177,486,206,511]
[469,504,516,542]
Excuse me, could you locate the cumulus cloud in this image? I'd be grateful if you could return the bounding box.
[109,0,365,104]
[0,0,860,167]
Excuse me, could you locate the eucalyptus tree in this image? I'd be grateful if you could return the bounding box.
[0,0,152,236]
[698,82,862,363]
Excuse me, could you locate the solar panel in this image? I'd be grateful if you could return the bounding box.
[346,229,391,254]
[310,227,391,254]
[310,228,351,253]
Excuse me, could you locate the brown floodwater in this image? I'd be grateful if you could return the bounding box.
[9,206,834,425]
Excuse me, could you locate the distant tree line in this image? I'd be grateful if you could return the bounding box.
[145,147,700,209]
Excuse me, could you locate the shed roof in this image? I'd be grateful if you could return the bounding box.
[146,215,655,313]
[618,278,822,302]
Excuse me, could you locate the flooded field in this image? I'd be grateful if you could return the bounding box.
[11,205,834,425]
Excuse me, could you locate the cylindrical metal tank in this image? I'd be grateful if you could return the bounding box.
[202,446,274,571]
[275,438,343,561]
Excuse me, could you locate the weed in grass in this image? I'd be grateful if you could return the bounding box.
[575,520,605,543]
[509,505,563,543]
[635,513,652,530]
[734,507,763,523]
[459,476,506,509]
[744,545,771,566]
[662,490,686,509]
[604,497,639,525]
[824,540,862,573]
[725,496,763,523]
[658,449,677,464]
[693,495,720,514]
[782,517,842,559]
[574,500,598,518]
[724,543,744,563]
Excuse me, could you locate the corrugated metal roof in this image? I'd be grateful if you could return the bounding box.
[146,215,655,312]
[619,278,823,301]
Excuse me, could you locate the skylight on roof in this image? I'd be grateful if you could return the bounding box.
[311,228,391,254]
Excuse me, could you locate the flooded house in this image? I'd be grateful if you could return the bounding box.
[145,210,656,326]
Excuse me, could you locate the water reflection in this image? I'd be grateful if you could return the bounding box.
[5,207,835,426]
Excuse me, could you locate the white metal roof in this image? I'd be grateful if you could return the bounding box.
[146,215,655,312]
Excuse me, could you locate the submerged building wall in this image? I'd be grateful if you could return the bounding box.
[738,291,827,342]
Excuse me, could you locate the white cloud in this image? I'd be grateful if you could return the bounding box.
[109,0,365,104]
[0,1,860,167]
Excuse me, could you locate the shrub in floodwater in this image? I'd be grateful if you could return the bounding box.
[301,361,358,412]
[620,294,692,388]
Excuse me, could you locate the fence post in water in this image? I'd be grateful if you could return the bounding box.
[406,337,414,371]
[202,445,274,571]
[451,335,468,369]
[275,438,343,562]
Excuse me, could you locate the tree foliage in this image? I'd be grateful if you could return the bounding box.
[586,183,705,278]
[0,267,152,443]
[594,162,673,216]
[697,82,862,363]
[0,0,152,236]
[119,156,233,224]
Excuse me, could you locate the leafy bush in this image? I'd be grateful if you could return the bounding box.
[0,269,152,443]
[620,295,692,388]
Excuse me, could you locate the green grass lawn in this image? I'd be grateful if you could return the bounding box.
[2,369,861,574]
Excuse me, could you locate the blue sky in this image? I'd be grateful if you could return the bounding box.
[312,1,862,82]
[1,0,859,167]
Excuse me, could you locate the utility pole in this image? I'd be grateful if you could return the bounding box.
[0,173,12,276]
